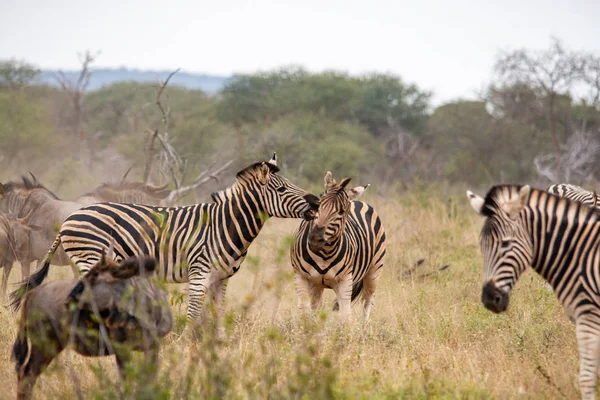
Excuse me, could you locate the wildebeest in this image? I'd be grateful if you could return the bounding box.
[0,213,38,295]
[76,181,171,206]
[11,250,173,400]
[0,175,81,277]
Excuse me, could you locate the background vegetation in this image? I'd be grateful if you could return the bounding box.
[2,38,600,199]
[0,38,598,398]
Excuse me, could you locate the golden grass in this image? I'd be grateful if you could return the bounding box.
[0,192,580,399]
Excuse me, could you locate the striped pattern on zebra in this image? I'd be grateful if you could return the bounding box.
[548,183,600,208]
[467,184,600,400]
[12,154,320,323]
[291,172,386,320]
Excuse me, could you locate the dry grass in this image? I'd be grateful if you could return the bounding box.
[0,191,580,399]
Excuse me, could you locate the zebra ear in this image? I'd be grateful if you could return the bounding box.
[348,184,369,200]
[338,178,352,190]
[467,190,485,215]
[258,162,271,185]
[268,152,277,166]
[324,171,336,189]
[501,185,530,220]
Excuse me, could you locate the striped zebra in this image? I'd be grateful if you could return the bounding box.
[291,172,386,320]
[12,154,319,324]
[467,184,600,399]
[548,183,600,208]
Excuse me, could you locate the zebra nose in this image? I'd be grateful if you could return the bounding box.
[481,281,509,313]
[304,194,320,210]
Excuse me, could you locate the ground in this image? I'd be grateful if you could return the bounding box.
[0,191,580,399]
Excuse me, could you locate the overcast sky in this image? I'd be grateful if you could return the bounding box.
[2,0,599,104]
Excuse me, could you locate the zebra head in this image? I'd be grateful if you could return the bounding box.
[236,153,319,220]
[308,172,369,252]
[467,185,534,314]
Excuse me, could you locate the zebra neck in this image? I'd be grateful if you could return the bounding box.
[309,233,344,257]
[528,204,600,287]
[212,182,268,248]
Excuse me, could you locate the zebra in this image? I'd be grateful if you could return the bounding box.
[467,184,600,399]
[548,183,600,208]
[11,154,320,325]
[291,171,386,320]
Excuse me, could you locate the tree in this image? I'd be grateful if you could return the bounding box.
[493,38,585,173]
[0,59,39,89]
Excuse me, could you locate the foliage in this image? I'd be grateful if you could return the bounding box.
[0,59,40,89]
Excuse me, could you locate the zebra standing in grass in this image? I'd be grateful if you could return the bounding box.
[12,154,319,323]
[467,184,600,400]
[548,183,600,208]
[291,172,386,320]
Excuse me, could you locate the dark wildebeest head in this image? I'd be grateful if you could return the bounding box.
[12,251,173,400]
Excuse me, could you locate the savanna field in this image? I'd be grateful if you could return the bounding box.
[0,189,579,399]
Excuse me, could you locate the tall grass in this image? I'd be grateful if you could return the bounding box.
[0,192,580,399]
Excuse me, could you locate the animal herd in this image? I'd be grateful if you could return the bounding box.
[2,155,600,399]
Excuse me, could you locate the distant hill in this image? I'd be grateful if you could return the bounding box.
[39,68,230,94]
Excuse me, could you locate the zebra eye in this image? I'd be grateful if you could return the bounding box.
[500,239,512,249]
[338,209,345,215]
[277,186,287,193]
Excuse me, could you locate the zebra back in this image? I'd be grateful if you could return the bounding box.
[547,183,600,208]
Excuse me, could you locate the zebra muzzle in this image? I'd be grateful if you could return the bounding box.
[481,281,509,313]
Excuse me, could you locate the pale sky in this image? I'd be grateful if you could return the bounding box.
[2,0,599,104]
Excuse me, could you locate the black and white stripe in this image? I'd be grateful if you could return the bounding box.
[291,172,386,320]
[13,155,319,322]
[548,183,600,208]
[468,185,600,400]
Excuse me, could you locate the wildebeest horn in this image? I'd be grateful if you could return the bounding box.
[148,182,170,192]
[18,209,35,223]
[119,166,133,184]
[29,172,38,184]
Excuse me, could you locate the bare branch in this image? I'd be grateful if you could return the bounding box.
[143,128,159,184]
[534,129,600,183]
[163,159,234,205]
[142,69,183,186]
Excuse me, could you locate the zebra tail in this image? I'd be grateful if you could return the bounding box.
[332,280,364,311]
[9,234,61,311]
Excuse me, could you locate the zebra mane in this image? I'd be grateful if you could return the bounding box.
[210,186,237,204]
[481,184,527,217]
[210,161,281,203]
[483,184,600,218]
[235,162,280,178]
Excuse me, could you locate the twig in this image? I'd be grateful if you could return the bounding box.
[164,159,234,204]
[401,258,425,279]
[417,264,451,279]
[536,364,567,399]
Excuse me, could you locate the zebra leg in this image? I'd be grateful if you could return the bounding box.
[210,278,229,316]
[202,278,229,338]
[361,265,383,321]
[576,318,600,400]
[186,265,211,327]
[334,276,353,320]
[294,274,323,311]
